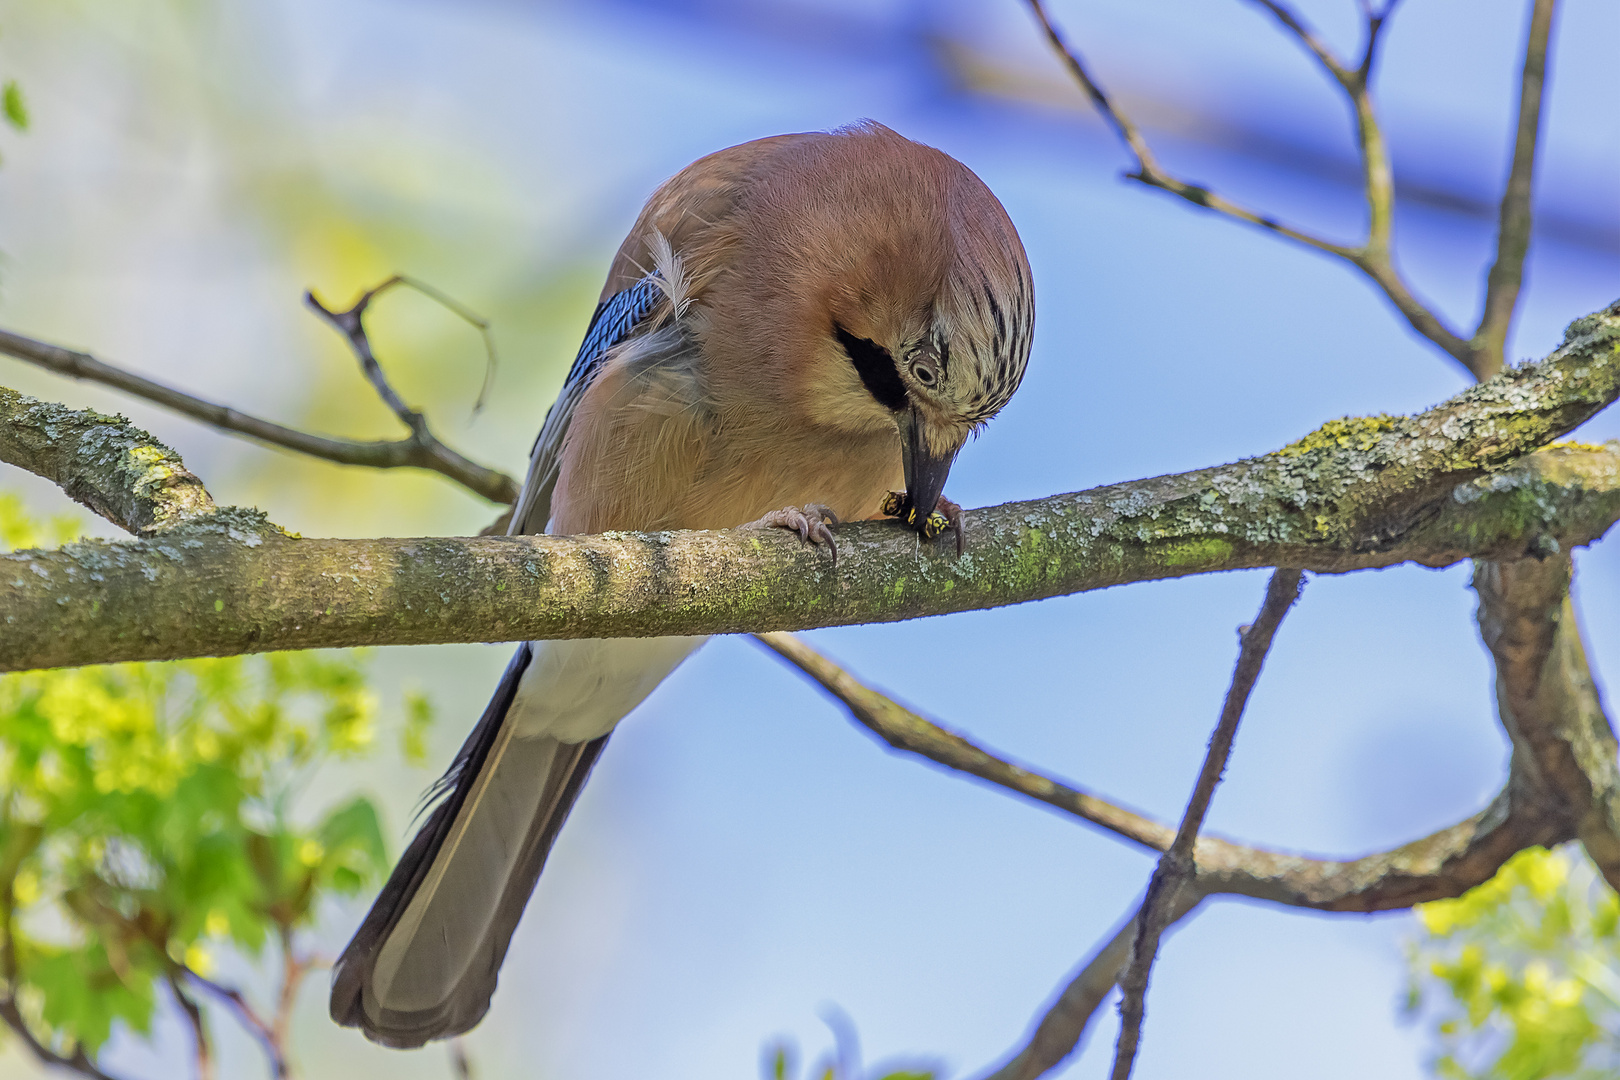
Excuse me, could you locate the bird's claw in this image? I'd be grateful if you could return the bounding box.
[881,491,964,553]
[745,503,840,561]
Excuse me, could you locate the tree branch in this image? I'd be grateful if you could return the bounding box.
[167,972,214,1080]
[1,302,1616,670]
[0,999,128,1080]
[0,326,519,505]
[1470,0,1560,378]
[184,969,288,1080]
[1110,569,1301,1080]
[1023,0,1487,375]
[979,892,1204,1080]
[758,629,1573,910]
[1023,0,1358,261]
[0,385,216,536]
[759,623,1575,1080]
[1246,1,1356,88]
[1475,555,1620,891]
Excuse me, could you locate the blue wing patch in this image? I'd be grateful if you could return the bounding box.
[508,274,667,534]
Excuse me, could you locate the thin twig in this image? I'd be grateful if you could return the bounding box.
[0,326,519,504]
[355,275,500,415]
[184,969,288,1079]
[0,876,129,1080]
[1109,569,1304,1080]
[450,1038,477,1080]
[979,890,1205,1080]
[271,927,307,1072]
[1023,0,1356,259]
[1021,0,1484,374]
[1470,0,1560,378]
[1247,0,1355,87]
[167,972,215,1080]
[1355,1,1403,84]
[755,631,1172,851]
[761,623,1568,1080]
[305,274,513,485]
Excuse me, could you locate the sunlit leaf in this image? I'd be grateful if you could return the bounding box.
[1,80,26,131]
[1408,845,1620,1078]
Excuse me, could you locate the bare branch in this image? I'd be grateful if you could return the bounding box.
[1022,0,1489,375]
[167,972,215,1080]
[0,326,519,505]
[1110,569,1302,1080]
[0,384,216,535]
[1475,555,1620,891]
[1246,1,1354,88]
[1356,1,1403,84]
[184,970,288,1080]
[755,631,1173,851]
[757,628,1576,908]
[979,891,1204,1080]
[1470,0,1560,378]
[1022,0,1357,260]
[761,626,1571,1079]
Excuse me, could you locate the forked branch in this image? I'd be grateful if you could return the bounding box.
[0,278,518,505]
[1109,569,1302,1080]
[759,621,1573,1080]
[1022,0,1559,380]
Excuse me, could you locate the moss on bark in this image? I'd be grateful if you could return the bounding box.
[2,300,1617,671]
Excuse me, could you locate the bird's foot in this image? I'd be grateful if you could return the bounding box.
[880,491,964,553]
[745,503,840,561]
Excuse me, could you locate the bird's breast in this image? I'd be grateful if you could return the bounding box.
[551,360,902,535]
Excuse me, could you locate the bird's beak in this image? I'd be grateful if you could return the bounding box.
[898,405,958,536]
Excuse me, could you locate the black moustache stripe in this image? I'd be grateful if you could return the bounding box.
[834,323,908,412]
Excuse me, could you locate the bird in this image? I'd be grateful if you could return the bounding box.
[329,120,1035,1048]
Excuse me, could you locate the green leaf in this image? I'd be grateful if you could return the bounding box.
[2,80,26,132]
[29,944,157,1053]
[317,795,389,891]
[401,687,435,764]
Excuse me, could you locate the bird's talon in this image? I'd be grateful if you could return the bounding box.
[744,504,839,561]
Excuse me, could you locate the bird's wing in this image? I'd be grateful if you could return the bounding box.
[507,273,669,535]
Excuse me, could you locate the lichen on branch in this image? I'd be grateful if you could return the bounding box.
[0,386,219,536]
[1,300,1617,672]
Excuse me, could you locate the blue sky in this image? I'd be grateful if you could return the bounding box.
[0,1,1617,1077]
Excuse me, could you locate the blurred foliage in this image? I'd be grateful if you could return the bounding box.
[1,0,601,537]
[1407,846,1620,1079]
[2,80,24,132]
[0,495,426,1076]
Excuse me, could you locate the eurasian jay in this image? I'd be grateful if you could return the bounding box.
[329,121,1035,1047]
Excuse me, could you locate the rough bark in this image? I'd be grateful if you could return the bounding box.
[1,302,1617,671]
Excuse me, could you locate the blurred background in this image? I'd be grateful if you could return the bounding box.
[0,0,1616,1076]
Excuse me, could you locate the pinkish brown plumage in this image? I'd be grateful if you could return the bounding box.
[331,122,1034,1047]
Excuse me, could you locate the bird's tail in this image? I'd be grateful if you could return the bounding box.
[328,644,609,1047]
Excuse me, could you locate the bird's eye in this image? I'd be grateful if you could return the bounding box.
[910,362,937,387]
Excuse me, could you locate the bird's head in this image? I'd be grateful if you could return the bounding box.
[813,138,1034,536]
[702,123,1033,538]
